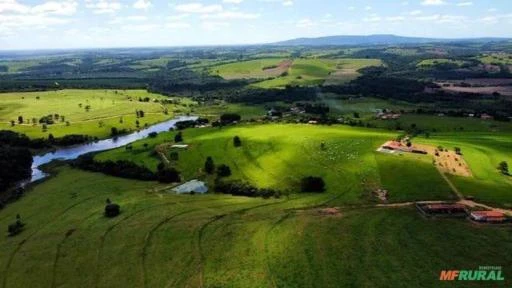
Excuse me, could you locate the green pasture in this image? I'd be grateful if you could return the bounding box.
[477,53,512,65]
[417,58,469,68]
[96,124,456,204]
[370,114,512,133]
[0,89,195,139]
[0,167,510,287]
[416,133,512,207]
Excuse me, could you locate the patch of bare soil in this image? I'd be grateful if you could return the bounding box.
[317,207,342,217]
[262,59,293,77]
[324,69,359,85]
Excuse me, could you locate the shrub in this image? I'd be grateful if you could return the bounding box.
[300,176,326,193]
[148,132,158,138]
[214,180,279,198]
[174,132,183,143]
[7,214,25,236]
[104,200,120,218]
[205,157,215,174]
[220,113,241,124]
[156,167,181,183]
[217,164,231,178]
[169,151,179,161]
[498,161,509,175]
[233,136,242,147]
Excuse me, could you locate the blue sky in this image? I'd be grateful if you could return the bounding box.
[0,0,511,50]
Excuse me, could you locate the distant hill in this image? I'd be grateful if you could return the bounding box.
[272,34,511,46]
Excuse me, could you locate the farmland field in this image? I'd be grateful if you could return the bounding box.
[0,89,195,139]
[0,167,510,287]
[211,58,382,88]
[416,133,512,207]
[210,58,290,79]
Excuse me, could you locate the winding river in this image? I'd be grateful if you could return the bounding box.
[27,116,198,184]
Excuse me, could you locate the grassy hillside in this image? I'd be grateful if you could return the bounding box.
[0,167,510,287]
[96,124,455,204]
[0,89,195,139]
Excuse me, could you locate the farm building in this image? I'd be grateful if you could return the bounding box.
[171,144,189,149]
[378,140,427,154]
[470,211,507,223]
[416,203,468,217]
[172,180,208,194]
[381,141,404,151]
[423,203,467,214]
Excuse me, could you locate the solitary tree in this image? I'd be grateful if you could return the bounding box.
[104,198,120,218]
[10,120,15,127]
[205,157,215,174]
[17,116,23,124]
[48,133,55,143]
[498,161,509,175]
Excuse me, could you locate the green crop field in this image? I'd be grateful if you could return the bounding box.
[210,58,382,88]
[0,89,196,139]
[254,58,382,88]
[210,58,288,79]
[0,167,510,288]
[96,124,457,205]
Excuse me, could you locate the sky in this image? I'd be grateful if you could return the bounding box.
[0,0,511,50]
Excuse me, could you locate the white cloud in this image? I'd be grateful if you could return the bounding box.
[201,11,260,20]
[0,0,29,14]
[175,3,223,14]
[167,14,190,21]
[348,6,355,11]
[0,0,77,15]
[363,14,381,22]
[85,0,122,14]
[108,15,147,24]
[421,0,446,6]
[201,21,230,31]
[0,0,77,35]
[223,0,243,4]
[133,0,151,10]
[283,0,293,6]
[409,10,422,16]
[456,1,472,7]
[166,22,191,29]
[478,13,512,24]
[386,16,405,22]
[364,6,372,10]
[296,18,316,28]
[31,1,78,16]
[414,14,467,23]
